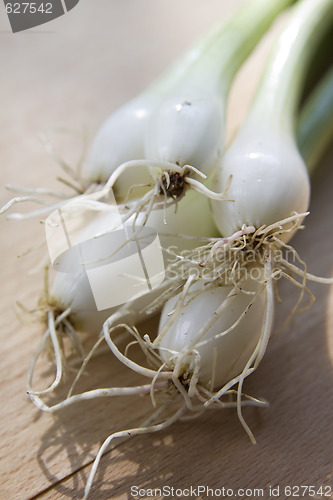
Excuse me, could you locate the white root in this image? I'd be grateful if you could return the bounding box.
[0,196,55,215]
[197,386,269,409]
[38,132,83,184]
[26,210,330,498]
[105,159,183,189]
[182,176,227,201]
[194,284,264,350]
[27,263,276,498]
[236,262,274,443]
[83,404,187,500]
[29,380,169,413]
[199,260,273,444]
[280,258,333,285]
[67,336,105,398]
[6,184,69,199]
[103,318,173,381]
[27,307,72,396]
[1,130,90,218]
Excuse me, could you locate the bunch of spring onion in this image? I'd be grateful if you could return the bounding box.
[2,0,295,221]
[151,0,333,415]
[27,183,220,396]
[151,0,333,413]
[12,0,298,397]
[29,0,333,497]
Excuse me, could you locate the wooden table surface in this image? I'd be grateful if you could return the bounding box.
[0,1,332,499]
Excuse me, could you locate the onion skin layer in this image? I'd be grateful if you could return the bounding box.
[158,278,266,388]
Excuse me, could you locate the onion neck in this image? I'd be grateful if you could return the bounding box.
[297,66,333,174]
[172,0,297,95]
[243,0,333,137]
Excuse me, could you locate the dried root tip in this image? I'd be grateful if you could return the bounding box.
[160,170,190,198]
[105,157,227,208]
[5,184,69,199]
[29,381,169,413]
[0,196,54,216]
[26,268,83,396]
[27,307,79,396]
[1,129,92,219]
[38,131,86,187]
[83,404,186,500]
[184,176,229,201]
[201,224,256,265]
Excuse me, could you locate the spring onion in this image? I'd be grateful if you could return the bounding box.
[1,0,295,221]
[6,0,296,399]
[211,0,332,241]
[27,178,221,396]
[104,0,297,223]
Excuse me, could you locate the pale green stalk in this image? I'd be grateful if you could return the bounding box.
[167,0,297,94]
[141,0,297,98]
[243,0,333,136]
[297,66,333,173]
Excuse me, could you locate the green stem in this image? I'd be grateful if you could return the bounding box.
[245,0,333,135]
[147,0,296,97]
[143,19,230,97]
[186,0,297,92]
[297,66,333,174]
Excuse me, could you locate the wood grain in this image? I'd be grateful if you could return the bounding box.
[0,2,332,499]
